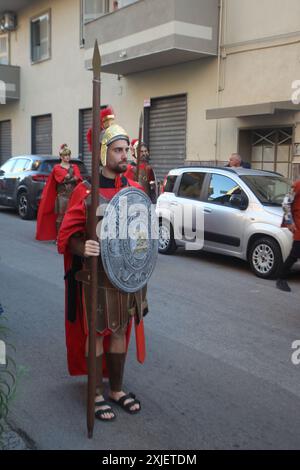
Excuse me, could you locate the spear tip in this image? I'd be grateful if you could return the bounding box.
[139,111,143,127]
[92,40,101,74]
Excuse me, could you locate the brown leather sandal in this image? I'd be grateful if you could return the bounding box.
[109,393,141,415]
[95,399,117,421]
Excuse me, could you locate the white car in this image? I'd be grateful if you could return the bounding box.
[156,166,293,279]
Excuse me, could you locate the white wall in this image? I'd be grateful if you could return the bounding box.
[0,0,117,156]
[225,0,300,44]
[1,0,299,165]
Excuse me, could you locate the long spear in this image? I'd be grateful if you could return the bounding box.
[87,40,101,439]
[134,110,146,365]
[135,111,143,183]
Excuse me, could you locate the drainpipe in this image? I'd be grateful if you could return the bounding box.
[214,0,224,165]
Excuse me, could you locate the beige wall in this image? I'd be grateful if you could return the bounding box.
[0,0,220,162]
[220,42,300,107]
[104,58,218,162]
[225,0,300,44]
[218,0,300,106]
[0,0,117,156]
[213,0,300,160]
[0,0,299,167]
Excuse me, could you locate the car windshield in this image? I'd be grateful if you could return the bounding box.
[31,160,58,173]
[33,159,87,176]
[240,174,291,206]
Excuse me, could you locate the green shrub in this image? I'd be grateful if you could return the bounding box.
[0,310,17,447]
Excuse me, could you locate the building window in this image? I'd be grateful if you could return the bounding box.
[178,172,205,200]
[116,0,138,8]
[251,128,293,178]
[80,0,139,44]
[0,33,9,65]
[207,174,245,208]
[80,0,109,45]
[30,11,51,63]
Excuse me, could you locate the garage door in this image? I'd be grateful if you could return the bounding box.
[0,120,12,165]
[149,94,187,181]
[32,114,52,154]
[79,108,92,174]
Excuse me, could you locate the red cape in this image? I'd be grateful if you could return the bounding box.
[123,164,136,181]
[292,180,300,241]
[124,162,155,184]
[36,164,82,241]
[57,178,144,376]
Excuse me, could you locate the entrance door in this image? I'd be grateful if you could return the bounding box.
[251,128,293,178]
[203,173,248,256]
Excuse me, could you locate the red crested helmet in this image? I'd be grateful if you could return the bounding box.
[86,106,115,152]
[59,143,71,157]
[101,106,115,129]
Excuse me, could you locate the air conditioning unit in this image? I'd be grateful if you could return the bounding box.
[0,12,17,32]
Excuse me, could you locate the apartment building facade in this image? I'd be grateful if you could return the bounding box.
[1,0,300,180]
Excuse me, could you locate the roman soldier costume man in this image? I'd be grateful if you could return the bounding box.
[124,140,156,201]
[57,124,148,421]
[36,144,82,240]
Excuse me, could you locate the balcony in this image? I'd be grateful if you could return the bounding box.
[0,65,20,102]
[0,1,35,14]
[84,0,219,75]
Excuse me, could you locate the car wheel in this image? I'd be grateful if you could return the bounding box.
[17,192,35,220]
[249,237,283,279]
[158,220,177,255]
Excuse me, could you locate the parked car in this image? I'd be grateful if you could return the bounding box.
[156,166,293,279]
[0,155,89,220]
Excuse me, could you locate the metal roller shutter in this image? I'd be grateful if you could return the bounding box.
[0,120,12,165]
[80,108,92,174]
[32,114,52,154]
[149,94,187,181]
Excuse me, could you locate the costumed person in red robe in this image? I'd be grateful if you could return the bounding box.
[36,144,82,240]
[57,124,148,422]
[276,179,300,292]
[124,140,157,201]
[86,106,115,153]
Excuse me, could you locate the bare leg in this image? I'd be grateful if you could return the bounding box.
[86,336,115,420]
[107,330,140,412]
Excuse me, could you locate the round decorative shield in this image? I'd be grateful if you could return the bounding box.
[100,187,158,293]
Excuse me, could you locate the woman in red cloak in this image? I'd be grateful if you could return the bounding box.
[36,144,82,241]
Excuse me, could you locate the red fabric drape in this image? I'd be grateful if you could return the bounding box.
[36,164,82,241]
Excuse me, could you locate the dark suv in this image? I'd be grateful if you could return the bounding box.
[0,155,89,220]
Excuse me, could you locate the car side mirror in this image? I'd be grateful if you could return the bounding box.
[230,193,248,210]
[0,170,5,176]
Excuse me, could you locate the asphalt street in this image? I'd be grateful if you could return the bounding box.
[0,207,300,450]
